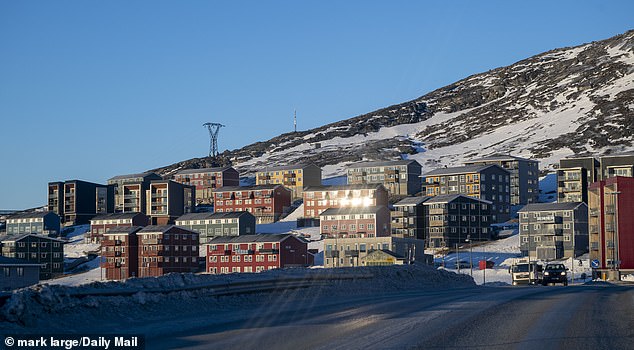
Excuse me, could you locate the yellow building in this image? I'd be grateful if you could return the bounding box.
[256,164,322,199]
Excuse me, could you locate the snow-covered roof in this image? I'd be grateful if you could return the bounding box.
[0,233,65,243]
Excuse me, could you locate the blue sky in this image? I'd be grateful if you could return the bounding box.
[1,1,633,209]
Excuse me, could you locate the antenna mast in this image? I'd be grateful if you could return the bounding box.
[294,109,297,133]
[202,122,225,158]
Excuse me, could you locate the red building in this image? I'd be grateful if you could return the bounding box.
[137,225,199,277]
[205,234,310,274]
[213,185,292,224]
[173,167,240,205]
[320,206,391,238]
[302,184,389,219]
[589,176,634,277]
[101,226,143,280]
[89,212,149,243]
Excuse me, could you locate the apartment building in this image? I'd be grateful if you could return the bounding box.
[423,194,492,249]
[302,184,389,219]
[0,234,64,279]
[175,211,256,244]
[107,172,162,214]
[557,157,600,203]
[319,206,391,238]
[0,256,41,291]
[599,152,634,179]
[205,234,310,274]
[213,185,292,224]
[323,236,425,268]
[146,180,195,225]
[464,154,539,206]
[256,164,322,199]
[173,167,240,204]
[100,226,143,280]
[391,197,429,240]
[346,160,422,196]
[588,176,634,277]
[5,211,61,237]
[518,202,588,260]
[48,180,114,226]
[422,164,510,223]
[88,212,149,243]
[137,225,199,277]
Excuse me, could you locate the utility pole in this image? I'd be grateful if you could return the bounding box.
[203,123,225,158]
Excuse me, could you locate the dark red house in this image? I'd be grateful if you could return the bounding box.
[89,212,149,243]
[137,225,199,277]
[212,185,292,224]
[101,226,143,280]
[205,234,310,274]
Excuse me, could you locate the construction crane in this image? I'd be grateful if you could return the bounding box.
[203,122,225,158]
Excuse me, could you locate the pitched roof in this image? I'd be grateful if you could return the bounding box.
[393,196,431,206]
[102,226,144,235]
[7,211,57,220]
[319,206,387,216]
[0,256,42,266]
[212,184,285,192]
[91,212,145,221]
[1,233,64,243]
[175,212,252,221]
[347,159,421,169]
[108,172,160,181]
[206,233,305,244]
[423,164,507,176]
[303,183,386,192]
[423,194,492,205]
[518,202,586,212]
[137,225,198,235]
[366,249,405,259]
[259,163,320,172]
[175,166,235,175]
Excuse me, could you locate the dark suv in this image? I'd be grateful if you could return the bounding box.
[542,263,568,286]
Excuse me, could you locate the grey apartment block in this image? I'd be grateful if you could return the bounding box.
[392,196,429,240]
[464,154,539,206]
[108,172,162,214]
[347,160,422,196]
[518,202,588,260]
[175,211,256,244]
[323,236,425,268]
[0,256,40,291]
[5,211,61,237]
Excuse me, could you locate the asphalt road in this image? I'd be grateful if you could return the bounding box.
[147,284,634,350]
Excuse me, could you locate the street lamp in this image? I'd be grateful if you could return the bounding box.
[609,191,621,277]
[466,235,473,277]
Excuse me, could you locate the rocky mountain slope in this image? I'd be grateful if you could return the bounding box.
[152,30,634,178]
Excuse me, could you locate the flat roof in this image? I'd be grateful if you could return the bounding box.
[175,166,234,175]
[518,202,586,212]
[423,164,507,176]
[423,194,492,205]
[347,159,420,168]
[176,212,252,221]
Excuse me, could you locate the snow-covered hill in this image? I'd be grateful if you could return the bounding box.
[152,30,633,178]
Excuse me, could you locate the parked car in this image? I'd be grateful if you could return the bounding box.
[542,263,568,286]
[455,260,471,269]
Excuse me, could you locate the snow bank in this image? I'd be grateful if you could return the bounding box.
[0,264,474,332]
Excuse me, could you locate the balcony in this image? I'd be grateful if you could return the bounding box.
[258,249,280,254]
[114,251,122,257]
[325,251,339,258]
[589,225,599,233]
[151,193,167,199]
[124,194,139,199]
[210,250,232,255]
[589,208,600,217]
[143,239,160,244]
[605,224,615,232]
[391,211,405,218]
[428,208,445,215]
[590,242,599,251]
[392,222,408,229]
[428,220,447,227]
[605,205,615,214]
[344,250,359,257]
[115,240,122,245]
[561,186,582,193]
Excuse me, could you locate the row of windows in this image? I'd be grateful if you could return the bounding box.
[428,227,489,234]
[6,241,61,248]
[216,207,272,213]
[211,265,275,274]
[209,243,277,251]
[92,219,132,224]
[141,245,198,252]
[215,190,271,199]
[348,165,408,173]
[322,224,374,231]
[140,256,193,263]
[7,218,45,223]
[326,243,389,251]
[210,255,277,263]
[178,219,240,225]
[12,252,62,259]
[521,211,573,218]
[521,235,572,242]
